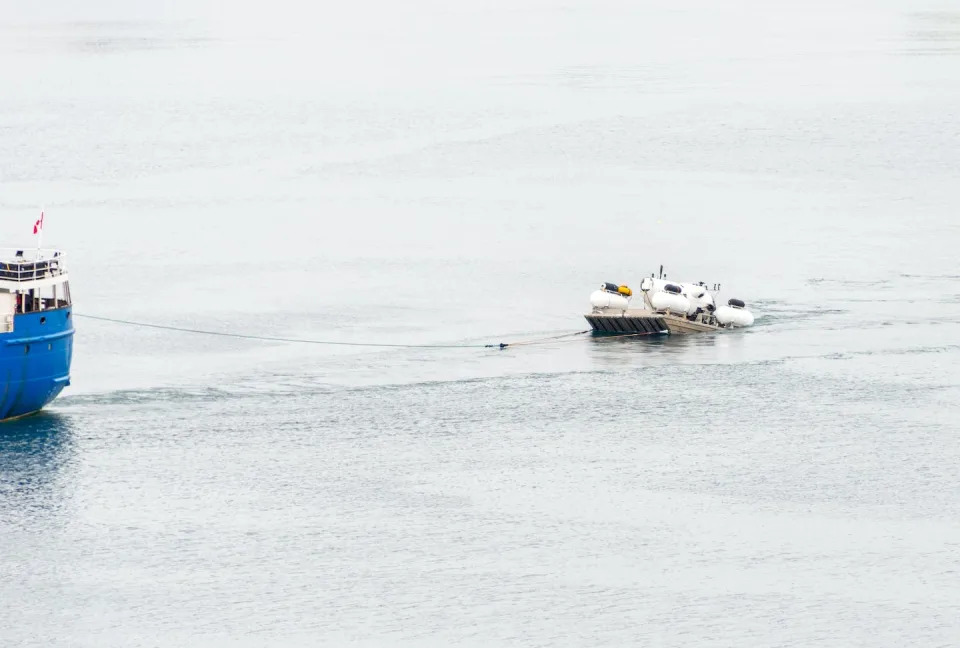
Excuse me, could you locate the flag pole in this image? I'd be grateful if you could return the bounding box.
[36,207,44,260]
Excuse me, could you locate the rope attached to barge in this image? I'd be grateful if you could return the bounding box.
[74,314,603,350]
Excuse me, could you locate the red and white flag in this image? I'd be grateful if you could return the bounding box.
[33,211,44,235]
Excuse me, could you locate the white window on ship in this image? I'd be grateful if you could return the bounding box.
[15,281,71,314]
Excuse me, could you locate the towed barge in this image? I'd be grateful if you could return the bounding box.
[585,269,754,336]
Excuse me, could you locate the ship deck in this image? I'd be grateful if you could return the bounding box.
[0,249,68,290]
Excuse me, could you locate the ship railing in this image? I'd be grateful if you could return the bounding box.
[0,249,66,282]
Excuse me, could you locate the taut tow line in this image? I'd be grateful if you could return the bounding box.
[74,314,594,350]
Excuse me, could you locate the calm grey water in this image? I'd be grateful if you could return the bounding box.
[2,1,960,645]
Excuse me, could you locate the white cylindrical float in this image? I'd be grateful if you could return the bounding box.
[649,291,690,314]
[590,290,630,311]
[715,304,755,327]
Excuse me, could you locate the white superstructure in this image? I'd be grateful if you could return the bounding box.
[0,248,72,332]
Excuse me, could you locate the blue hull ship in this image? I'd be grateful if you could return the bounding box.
[0,250,73,421]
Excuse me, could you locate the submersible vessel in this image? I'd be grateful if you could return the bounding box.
[585,268,754,335]
[0,248,73,420]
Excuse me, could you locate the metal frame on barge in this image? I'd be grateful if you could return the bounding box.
[585,309,717,335]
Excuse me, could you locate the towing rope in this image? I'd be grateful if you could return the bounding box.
[74,314,601,350]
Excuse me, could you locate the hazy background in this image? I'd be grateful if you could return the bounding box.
[1,1,959,646]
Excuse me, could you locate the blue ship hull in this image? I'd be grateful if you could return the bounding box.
[0,307,73,421]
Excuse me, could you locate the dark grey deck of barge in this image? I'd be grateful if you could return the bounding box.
[584,313,668,334]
